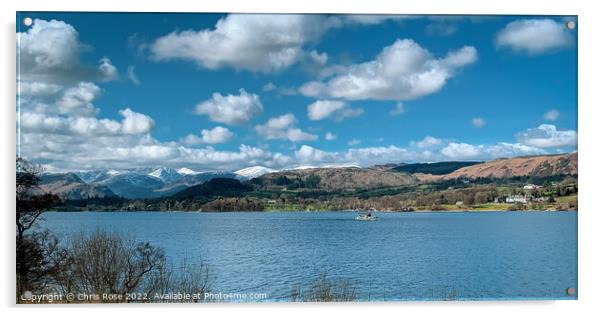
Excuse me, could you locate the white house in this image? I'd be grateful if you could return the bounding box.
[523,184,541,190]
[506,195,527,203]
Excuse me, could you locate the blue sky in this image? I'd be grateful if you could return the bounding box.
[16,13,577,172]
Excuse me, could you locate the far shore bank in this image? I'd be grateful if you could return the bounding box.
[49,208,577,213]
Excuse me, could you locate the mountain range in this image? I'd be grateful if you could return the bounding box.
[39,167,242,199]
[36,153,577,200]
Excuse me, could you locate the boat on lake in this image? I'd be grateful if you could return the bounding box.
[355,209,378,221]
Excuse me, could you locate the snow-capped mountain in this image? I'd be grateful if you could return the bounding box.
[177,167,200,175]
[75,170,110,183]
[291,165,318,170]
[49,166,257,199]
[107,169,121,176]
[148,167,183,183]
[234,166,277,179]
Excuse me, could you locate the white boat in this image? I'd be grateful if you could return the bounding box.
[355,209,378,221]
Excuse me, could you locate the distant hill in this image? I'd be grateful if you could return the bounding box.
[71,168,237,199]
[416,153,577,181]
[251,167,418,191]
[94,173,165,199]
[370,163,406,171]
[153,172,237,197]
[37,173,115,200]
[392,161,482,175]
[171,178,253,200]
[234,166,277,179]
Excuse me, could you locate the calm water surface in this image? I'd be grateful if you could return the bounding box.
[38,211,577,301]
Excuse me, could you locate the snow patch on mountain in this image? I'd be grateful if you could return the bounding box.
[177,167,200,175]
[148,167,182,183]
[234,166,276,179]
[107,170,121,176]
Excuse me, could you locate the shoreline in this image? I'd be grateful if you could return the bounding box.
[49,208,578,213]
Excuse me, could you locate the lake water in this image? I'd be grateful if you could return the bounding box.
[38,211,577,301]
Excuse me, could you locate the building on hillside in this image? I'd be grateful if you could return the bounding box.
[523,184,541,190]
[506,195,527,203]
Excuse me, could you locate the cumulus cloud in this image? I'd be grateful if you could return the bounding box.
[23,132,287,171]
[20,106,290,171]
[516,124,577,148]
[56,82,101,117]
[183,126,234,145]
[299,39,477,101]
[98,57,119,82]
[325,132,337,140]
[441,142,481,160]
[412,136,443,148]
[18,19,119,84]
[441,141,547,160]
[150,14,341,73]
[495,19,574,55]
[294,144,417,167]
[20,107,154,137]
[119,108,155,135]
[255,113,317,142]
[19,81,62,97]
[307,100,363,121]
[195,89,263,125]
[472,117,486,128]
[544,109,560,121]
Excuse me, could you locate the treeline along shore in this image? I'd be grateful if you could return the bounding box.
[40,153,578,212]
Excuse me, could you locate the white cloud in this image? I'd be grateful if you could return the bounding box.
[18,19,119,84]
[20,107,153,137]
[18,81,61,97]
[299,39,477,101]
[441,141,547,160]
[18,19,79,70]
[516,124,577,148]
[255,113,317,142]
[56,82,101,117]
[441,142,482,160]
[294,144,417,167]
[412,136,443,148]
[183,126,234,145]
[195,89,263,125]
[119,108,155,135]
[390,102,405,115]
[325,132,337,140]
[200,126,234,144]
[98,57,118,82]
[150,14,341,73]
[495,19,574,55]
[307,100,363,121]
[544,109,560,121]
[309,50,328,65]
[127,65,140,85]
[483,142,546,157]
[295,145,331,163]
[472,117,486,128]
